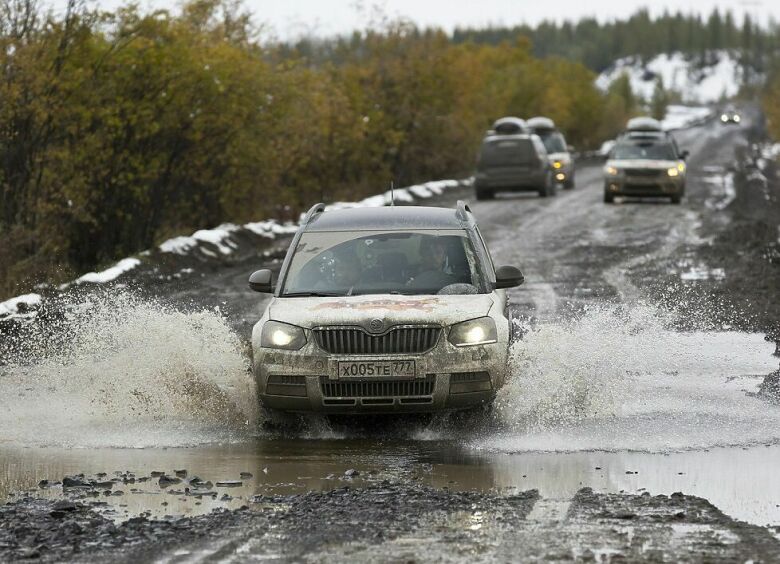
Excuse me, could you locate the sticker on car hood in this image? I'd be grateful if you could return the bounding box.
[607,159,677,169]
[313,297,440,312]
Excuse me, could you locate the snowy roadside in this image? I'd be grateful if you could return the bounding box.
[0,179,472,320]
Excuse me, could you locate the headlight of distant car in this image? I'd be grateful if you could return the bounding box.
[553,161,563,169]
[667,167,680,177]
[734,115,741,122]
[721,114,728,122]
[605,166,619,176]
[261,320,307,350]
[449,317,497,347]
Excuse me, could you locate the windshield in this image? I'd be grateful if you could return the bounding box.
[538,131,567,153]
[280,230,487,296]
[611,141,677,161]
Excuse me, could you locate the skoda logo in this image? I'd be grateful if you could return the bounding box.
[369,319,384,333]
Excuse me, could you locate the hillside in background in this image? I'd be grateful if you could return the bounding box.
[450,9,779,75]
[596,51,747,104]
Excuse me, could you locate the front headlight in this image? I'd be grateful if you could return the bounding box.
[734,115,741,123]
[721,114,728,122]
[605,166,619,176]
[448,317,497,347]
[261,320,307,350]
[667,167,680,177]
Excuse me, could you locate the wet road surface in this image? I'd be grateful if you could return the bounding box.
[2,108,780,561]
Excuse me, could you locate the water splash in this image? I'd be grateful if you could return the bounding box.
[0,291,256,448]
[483,304,779,453]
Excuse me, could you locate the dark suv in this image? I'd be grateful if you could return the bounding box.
[474,117,555,200]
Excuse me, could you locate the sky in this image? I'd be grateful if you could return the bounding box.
[73,0,779,40]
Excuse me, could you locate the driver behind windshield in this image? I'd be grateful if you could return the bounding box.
[408,236,455,289]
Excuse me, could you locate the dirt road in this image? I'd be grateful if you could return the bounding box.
[2,108,780,562]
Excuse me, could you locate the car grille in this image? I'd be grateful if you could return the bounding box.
[320,376,435,398]
[624,168,663,177]
[313,326,441,355]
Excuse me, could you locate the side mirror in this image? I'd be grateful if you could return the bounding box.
[494,265,524,289]
[248,269,274,293]
[680,150,689,160]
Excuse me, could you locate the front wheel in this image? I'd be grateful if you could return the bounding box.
[539,176,555,198]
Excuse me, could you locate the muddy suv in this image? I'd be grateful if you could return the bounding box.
[527,117,575,189]
[474,117,555,200]
[248,202,524,415]
[604,117,688,204]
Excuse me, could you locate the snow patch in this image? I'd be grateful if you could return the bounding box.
[0,294,41,317]
[703,172,736,211]
[761,143,780,161]
[679,266,726,281]
[75,258,141,285]
[661,105,713,131]
[597,51,744,104]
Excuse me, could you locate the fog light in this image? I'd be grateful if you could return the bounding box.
[555,173,566,181]
[553,161,563,169]
[610,184,619,191]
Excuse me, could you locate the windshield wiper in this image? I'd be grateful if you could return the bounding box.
[280,291,344,297]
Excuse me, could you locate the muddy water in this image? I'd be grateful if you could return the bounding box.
[1,292,779,529]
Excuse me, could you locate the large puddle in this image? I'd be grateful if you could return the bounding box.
[1,293,779,527]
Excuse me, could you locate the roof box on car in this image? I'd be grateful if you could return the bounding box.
[626,117,663,132]
[492,116,528,135]
[526,116,556,131]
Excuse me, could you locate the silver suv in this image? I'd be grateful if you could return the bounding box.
[248,202,524,415]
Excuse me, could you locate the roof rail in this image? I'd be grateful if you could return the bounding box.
[455,200,472,222]
[302,203,326,225]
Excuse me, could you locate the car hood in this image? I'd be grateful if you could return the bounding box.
[607,158,678,169]
[268,294,495,329]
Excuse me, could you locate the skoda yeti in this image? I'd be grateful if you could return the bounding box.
[248,202,524,415]
[604,117,689,204]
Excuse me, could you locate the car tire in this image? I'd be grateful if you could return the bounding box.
[604,192,615,204]
[475,188,494,201]
[539,174,555,198]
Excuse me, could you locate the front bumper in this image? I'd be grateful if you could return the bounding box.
[254,340,507,414]
[604,176,684,197]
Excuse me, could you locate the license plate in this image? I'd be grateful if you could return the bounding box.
[337,360,416,379]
